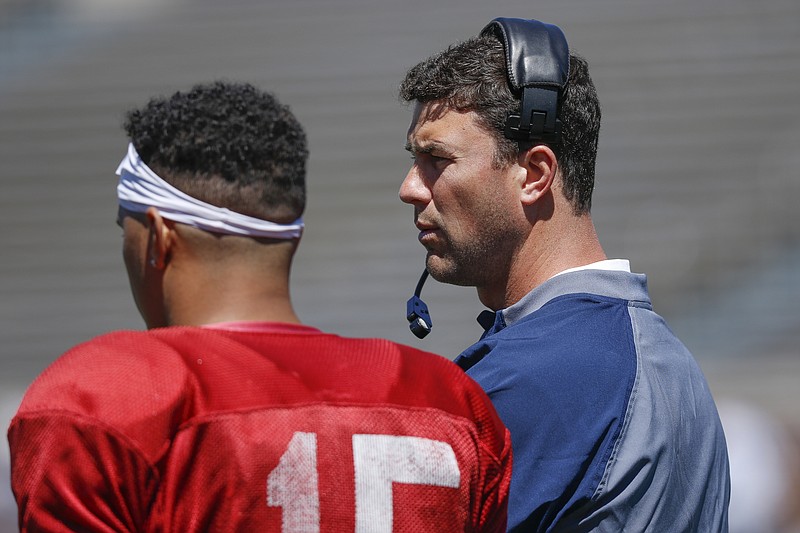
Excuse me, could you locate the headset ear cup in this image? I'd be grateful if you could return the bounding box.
[481,17,570,143]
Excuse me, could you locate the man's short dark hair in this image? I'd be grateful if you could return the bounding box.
[399,34,601,215]
[124,81,308,223]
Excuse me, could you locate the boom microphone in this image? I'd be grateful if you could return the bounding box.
[406,269,432,338]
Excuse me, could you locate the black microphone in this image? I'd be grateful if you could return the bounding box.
[406,269,432,338]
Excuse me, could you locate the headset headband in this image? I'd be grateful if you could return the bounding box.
[480,17,570,143]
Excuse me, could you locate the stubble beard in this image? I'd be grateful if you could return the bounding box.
[425,215,518,290]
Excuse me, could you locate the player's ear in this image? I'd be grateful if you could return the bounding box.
[145,207,173,270]
[518,144,557,206]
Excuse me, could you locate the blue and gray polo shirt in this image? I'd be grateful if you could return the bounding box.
[456,267,730,532]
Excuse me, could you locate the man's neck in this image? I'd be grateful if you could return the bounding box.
[478,215,606,310]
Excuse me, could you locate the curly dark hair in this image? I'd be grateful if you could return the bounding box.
[399,33,601,215]
[123,81,307,223]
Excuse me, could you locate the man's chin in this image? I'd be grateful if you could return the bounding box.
[425,255,474,287]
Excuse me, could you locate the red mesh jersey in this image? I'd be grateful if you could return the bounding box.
[8,323,511,532]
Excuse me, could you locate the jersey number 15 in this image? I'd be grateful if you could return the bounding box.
[267,432,461,532]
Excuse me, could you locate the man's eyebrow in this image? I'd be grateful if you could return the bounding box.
[405,141,428,153]
[405,140,448,154]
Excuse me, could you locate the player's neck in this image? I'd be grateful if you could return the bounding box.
[167,288,301,327]
[161,259,302,327]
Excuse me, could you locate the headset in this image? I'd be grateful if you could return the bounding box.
[405,17,570,338]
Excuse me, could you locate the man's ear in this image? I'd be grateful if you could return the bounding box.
[145,207,174,270]
[518,144,558,206]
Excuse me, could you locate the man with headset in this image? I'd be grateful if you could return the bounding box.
[399,18,730,531]
[8,81,512,531]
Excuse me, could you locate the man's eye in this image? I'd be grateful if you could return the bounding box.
[412,153,447,163]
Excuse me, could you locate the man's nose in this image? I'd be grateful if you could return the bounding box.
[399,165,429,206]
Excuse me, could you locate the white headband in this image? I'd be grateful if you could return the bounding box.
[115,143,304,239]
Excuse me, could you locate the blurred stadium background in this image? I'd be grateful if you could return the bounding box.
[1,0,799,530]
